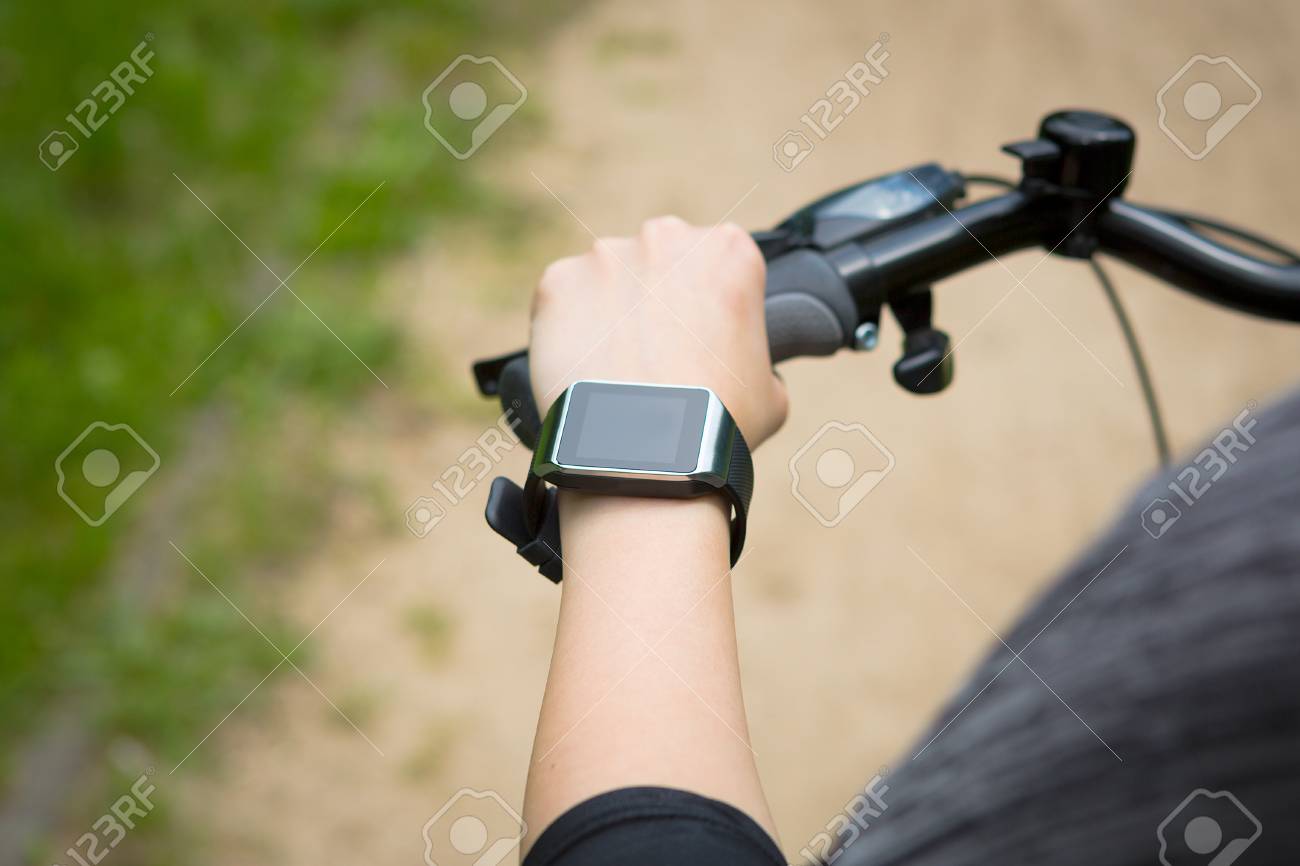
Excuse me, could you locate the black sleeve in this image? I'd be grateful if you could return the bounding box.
[522,786,785,866]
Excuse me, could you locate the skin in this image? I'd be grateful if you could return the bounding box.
[521,216,788,852]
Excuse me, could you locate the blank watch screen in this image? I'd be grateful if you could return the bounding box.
[557,382,710,472]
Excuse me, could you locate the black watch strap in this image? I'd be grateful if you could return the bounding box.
[484,475,564,583]
[722,428,752,562]
[484,428,753,583]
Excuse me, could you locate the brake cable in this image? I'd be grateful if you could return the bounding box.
[1089,256,1170,466]
[966,173,1171,466]
[1152,209,1300,265]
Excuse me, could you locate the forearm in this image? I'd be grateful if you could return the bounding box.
[517,216,785,854]
[521,491,776,849]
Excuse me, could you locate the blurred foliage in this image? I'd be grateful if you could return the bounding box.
[0,0,573,859]
[404,602,455,665]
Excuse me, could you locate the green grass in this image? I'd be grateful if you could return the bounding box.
[0,0,532,742]
[2,0,579,861]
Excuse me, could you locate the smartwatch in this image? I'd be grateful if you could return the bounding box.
[484,380,753,582]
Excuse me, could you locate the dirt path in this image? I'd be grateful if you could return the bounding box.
[176,1,1300,862]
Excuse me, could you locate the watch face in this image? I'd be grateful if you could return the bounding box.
[555,381,710,473]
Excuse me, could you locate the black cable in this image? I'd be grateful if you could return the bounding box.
[1151,208,1300,263]
[1090,257,1171,467]
[960,176,1298,261]
[956,177,1285,467]
[961,180,1298,261]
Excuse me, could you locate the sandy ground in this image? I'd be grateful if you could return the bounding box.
[173,1,1300,862]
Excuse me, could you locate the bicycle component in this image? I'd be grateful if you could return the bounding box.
[892,327,953,395]
[887,286,953,394]
[852,321,879,351]
[777,162,965,251]
[485,381,754,580]
[1001,109,1135,258]
[473,108,1300,581]
[1090,258,1171,465]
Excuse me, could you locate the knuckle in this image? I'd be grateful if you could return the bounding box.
[640,214,690,245]
[717,220,750,245]
[538,258,567,288]
[590,237,625,270]
[720,221,765,271]
[717,252,764,314]
[539,258,567,283]
[536,257,576,303]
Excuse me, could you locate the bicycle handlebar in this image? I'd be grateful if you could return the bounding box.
[473,112,1300,447]
[1097,200,1300,322]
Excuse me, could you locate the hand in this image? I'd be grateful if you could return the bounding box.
[528,216,789,448]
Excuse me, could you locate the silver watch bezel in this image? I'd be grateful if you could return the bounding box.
[531,380,735,487]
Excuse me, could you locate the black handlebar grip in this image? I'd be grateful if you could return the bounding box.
[762,249,857,362]
[493,248,858,448]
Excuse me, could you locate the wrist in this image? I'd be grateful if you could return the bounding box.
[557,490,731,581]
